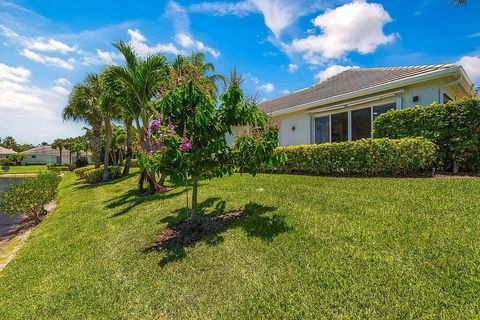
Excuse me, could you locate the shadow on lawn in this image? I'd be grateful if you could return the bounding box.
[142,198,292,267]
[104,187,184,217]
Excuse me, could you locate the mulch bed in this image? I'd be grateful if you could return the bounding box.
[142,210,246,252]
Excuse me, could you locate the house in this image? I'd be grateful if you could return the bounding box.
[0,146,16,158]
[20,145,86,165]
[259,65,476,146]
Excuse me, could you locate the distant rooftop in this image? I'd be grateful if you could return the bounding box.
[259,64,458,113]
[21,145,82,156]
[0,146,16,155]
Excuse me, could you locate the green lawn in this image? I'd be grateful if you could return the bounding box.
[0,172,479,319]
[0,165,48,174]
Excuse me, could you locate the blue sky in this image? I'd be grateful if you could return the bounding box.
[0,0,479,144]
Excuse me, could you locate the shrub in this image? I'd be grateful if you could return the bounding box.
[0,172,61,223]
[0,158,11,172]
[75,157,89,168]
[84,166,122,184]
[74,165,95,179]
[268,138,437,176]
[47,164,70,172]
[373,98,480,172]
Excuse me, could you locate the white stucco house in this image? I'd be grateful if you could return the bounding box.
[258,65,475,146]
[0,146,16,158]
[20,145,86,165]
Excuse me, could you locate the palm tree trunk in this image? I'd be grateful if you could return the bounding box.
[122,119,133,176]
[92,120,102,169]
[59,148,63,165]
[103,116,112,182]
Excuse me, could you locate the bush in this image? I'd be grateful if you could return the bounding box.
[373,98,480,172]
[74,165,95,179]
[47,163,70,172]
[75,157,89,169]
[268,138,437,176]
[0,158,11,172]
[0,172,61,223]
[84,166,122,184]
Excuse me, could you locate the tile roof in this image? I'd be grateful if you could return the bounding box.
[20,145,80,156]
[259,64,457,113]
[0,146,16,155]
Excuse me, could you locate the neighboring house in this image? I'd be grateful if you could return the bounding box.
[20,145,86,165]
[0,146,16,158]
[259,65,475,146]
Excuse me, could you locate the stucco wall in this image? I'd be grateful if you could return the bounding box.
[276,111,311,146]
[399,80,441,108]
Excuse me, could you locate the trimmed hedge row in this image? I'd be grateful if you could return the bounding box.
[373,98,480,172]
[74,165,96,179]
[268,138,437,176]
[84,166,122,184]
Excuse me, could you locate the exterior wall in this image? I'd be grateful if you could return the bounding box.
[275,78,473,146]
[276,111,311,146]
[21,154,74,165]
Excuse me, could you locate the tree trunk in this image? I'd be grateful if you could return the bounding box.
[92,120,102,169]
[69,150,72,164]
[103,116,112,182]
[33,211,40,224]
[191,176,198,217]
[59,148,63,165]
[123,119,133,176]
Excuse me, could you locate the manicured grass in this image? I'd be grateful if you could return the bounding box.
[0,165,48,174]
[0,172,479,318]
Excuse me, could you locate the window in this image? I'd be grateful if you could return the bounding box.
[443,93,452,103]
[314,116,329,144]
[351,107,371,140]
[331,112,348,142]
[31,155,36,159]
[373,103,396,120]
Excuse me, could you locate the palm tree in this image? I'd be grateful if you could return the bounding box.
[106,40,168,193]
[63,74,103,168]
[52,138,65,165]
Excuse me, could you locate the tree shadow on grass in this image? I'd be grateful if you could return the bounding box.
[142,198,292,267]
[104,187,185,217]
[73,172,139,190]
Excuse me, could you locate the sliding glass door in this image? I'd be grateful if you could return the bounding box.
[314,116,329,144]
[331,112,348,142]
[351,107,371,140]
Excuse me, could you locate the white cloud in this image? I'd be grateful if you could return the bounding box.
[127,28,181,57]
[20,49,75,69]
[55,78,71,87]
[189,0,333,38]
[0,63,31,82]
[96,49,123,64]
[175,33,220,58]
[281,89,290,94]
[456,56,480,84]
[0,24,77,54]
[288,63,298,73]
[289,1,397,62]
[26,38,77,54]
[258,82,275,93]
[51,86,70,96]
[314,64,358,81]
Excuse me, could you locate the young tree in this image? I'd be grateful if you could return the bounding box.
[142,71,283,217]
[52,138,65,164]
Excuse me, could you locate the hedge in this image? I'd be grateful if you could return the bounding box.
[122,158,139,168]
[373,98,480,172]
[84,166,122,184]
[74,165,96,179]
[268,138,437,176]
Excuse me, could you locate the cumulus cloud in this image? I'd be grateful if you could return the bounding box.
[175,33,220,58]
[51,86,70,96]
[20,49,75,69]
[281,89,290,94]
[96,49,123,64]
[456,56,480,84]
[314,64,358,81]
[0,62,31,82]
[288,63,298,73]
[127,28,181,57]
[289,1,397,63]
[189,0,331,38]
[258,82,275,93]
[55,78,71,87]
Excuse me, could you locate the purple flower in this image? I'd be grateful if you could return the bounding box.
[152,139,165,152]
[167,123,176,132]
[179,136,192,151]
[149,119,161,132]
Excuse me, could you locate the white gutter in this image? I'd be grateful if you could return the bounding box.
[271,66,467,116]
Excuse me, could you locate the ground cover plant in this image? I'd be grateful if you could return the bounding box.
[0,171,478,319]
[0,165,48,175]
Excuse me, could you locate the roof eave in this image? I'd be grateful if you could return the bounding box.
[270,66,465,117]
